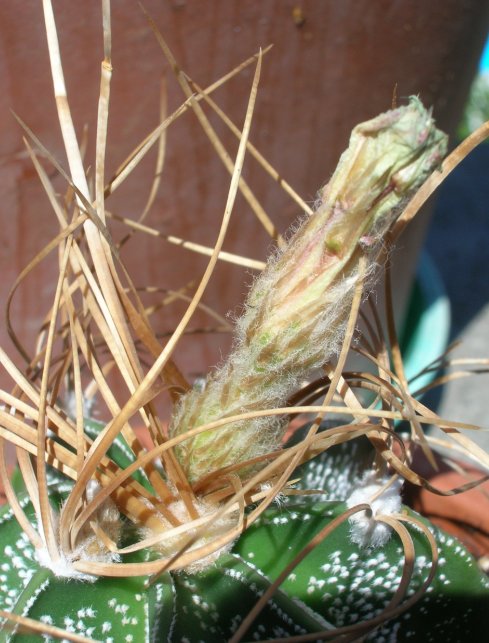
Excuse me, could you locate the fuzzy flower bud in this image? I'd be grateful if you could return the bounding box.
[170,97,447,484]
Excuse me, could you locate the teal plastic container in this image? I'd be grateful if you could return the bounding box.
[400,252,451,393]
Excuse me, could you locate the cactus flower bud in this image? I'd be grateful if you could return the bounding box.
[170,97,447,484]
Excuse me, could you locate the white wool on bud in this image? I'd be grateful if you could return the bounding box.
[346,473,403,548]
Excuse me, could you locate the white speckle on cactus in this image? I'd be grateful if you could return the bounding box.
[346,473,402,548]
[40,614,53,624]
[115,603,129,615]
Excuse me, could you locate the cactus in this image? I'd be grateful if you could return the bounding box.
[1,440,488,641]
[1,2,489,641]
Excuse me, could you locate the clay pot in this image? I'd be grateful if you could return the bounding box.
[0,1,488,392]
[404,445,489,563]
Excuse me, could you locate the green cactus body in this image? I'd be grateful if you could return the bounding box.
[1,443,487,642]
[169,98,448,484]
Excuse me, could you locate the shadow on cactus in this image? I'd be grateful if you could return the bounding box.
[0,2,488,641]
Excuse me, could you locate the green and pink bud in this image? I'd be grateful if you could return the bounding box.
[170,97,447,484]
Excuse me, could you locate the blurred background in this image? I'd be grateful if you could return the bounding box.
[0,1,488,438]
[424,35,489,451]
